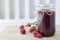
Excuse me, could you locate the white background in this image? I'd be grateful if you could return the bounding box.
[0,0,60,25]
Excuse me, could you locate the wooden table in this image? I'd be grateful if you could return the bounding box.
[0,25,60,40]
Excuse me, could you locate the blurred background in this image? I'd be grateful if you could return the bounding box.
[0,0,60,33]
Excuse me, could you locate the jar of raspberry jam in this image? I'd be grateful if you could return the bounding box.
[37,5,55,37]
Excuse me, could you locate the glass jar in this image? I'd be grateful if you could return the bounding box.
[37,5,55,37]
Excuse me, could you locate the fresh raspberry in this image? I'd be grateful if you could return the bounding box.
[30,28,35,33]
[33,31,38,37]
[19,25,24,29]
[20,29,26,34]
[37,33,42,38]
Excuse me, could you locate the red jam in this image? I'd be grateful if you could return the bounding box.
[38,10,55,37]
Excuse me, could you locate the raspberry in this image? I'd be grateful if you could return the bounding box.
[19,25,24,29]
[33,31,38,37]
[30,28,35,33]
[37,33,42,38]
[20,29,26,34]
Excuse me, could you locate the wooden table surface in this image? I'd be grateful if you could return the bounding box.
[0,25,60,40]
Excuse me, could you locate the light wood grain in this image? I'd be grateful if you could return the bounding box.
[0,25,60,40]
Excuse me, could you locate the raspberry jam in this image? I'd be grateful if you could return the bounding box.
[38,10,55,37]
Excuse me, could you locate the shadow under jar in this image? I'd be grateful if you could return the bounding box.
[37,8,55,37]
